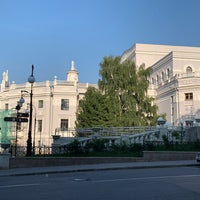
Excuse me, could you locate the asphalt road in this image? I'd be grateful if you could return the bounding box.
[1,166,200,200]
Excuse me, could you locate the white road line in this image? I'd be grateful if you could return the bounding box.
[93,174,200,183]
[0,183,40,188]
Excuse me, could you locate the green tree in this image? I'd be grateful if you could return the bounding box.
[98,56,157,126]
[76,87,117,127]
[76,56,158,128]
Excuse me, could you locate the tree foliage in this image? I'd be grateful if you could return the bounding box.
[76,56,158,128]
[76,87,117,127]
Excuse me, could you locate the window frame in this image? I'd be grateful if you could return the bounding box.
[167,68,170,79]
[5,103,9,110]
[186,66,192,73]
[185,93,193,101]
[37,119,42,132]
[61,99,69,110]
[60,119,69,131]
[38,100,44,108]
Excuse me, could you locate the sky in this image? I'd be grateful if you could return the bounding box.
[1,0,200,84]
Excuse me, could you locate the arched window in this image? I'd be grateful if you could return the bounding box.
[167,68,170,79]
[161,71,165,81]
[186,66,192,73]
[156,75,159,85]
[151,77,154,84]
[186,66,193,77]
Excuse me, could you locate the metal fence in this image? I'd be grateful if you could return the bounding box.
[10,145,52,157]
[5,125,188,157]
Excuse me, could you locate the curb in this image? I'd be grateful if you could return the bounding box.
[0,162,199,177]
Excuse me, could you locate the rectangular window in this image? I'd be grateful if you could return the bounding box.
[61,99,69,110]
[16,122,21,131]
[5,103,8,110]
[37,120,42,132]
[38,100,44,108]
[60,119,68,131]
[185,93,193,100]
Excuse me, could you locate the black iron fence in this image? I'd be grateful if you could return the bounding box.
[10,145,52,157]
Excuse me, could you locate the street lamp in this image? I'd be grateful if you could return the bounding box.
[20,90,37,155]
[26,103,37,155]
[26,65,35,156]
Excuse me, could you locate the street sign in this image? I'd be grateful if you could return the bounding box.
[4,117,17,122]
[4,117,28,123]
[17,118,28,122]
[17,112,29,117]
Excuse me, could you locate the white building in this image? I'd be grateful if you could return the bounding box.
[121,43,200,126]
[0,61,96,147]
[2,43,200,149]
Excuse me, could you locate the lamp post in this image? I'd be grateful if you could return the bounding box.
[31,104,36,155]
[180,119,184,144]
[20,91,36,155]
[26,65,35,156]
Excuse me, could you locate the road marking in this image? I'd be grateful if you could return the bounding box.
[93,174,200,183]
[0,183,40,188]
[73,178,85,181]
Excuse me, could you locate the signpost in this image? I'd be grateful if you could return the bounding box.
[17,112,29,118]
[4,117,17,122]
[4,114,29,123]
[4,112,29,157]
[17,118,28,122]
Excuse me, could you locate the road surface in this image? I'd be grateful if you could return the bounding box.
[1,166,200,200]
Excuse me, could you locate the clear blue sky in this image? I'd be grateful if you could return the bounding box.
[1,0,200,84]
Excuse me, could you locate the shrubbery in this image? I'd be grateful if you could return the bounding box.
[53,139,200,157]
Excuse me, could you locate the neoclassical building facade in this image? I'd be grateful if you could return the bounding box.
[1,43,200,149]
[0,61,96,147]
[121,43,200,126]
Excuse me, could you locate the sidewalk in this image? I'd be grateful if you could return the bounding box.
[0,160,199,177]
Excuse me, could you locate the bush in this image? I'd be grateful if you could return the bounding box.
[84,139,109,152]
[129,143,143,152]
[52,139,200,157]
[67,139,83,154]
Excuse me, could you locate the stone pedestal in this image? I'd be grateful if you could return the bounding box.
[0,152,10,169]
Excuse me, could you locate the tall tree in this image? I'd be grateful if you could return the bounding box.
[98,56,157,126]
[76,87,118,127]
[76,56,158,128]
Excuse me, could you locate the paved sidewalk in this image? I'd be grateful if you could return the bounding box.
[0,160,199,177]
